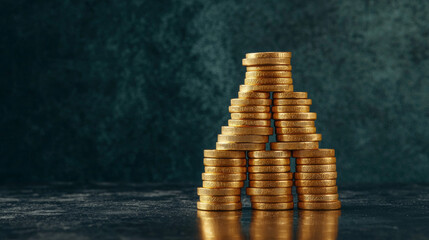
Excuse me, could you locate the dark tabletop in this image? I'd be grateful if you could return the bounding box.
[0,184,428,239]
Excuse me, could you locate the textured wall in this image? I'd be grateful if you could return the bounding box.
[1,0,428,184]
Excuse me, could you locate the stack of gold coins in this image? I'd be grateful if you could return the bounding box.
[271,92,320,151]
[197,150,246,211]
[293,149,341,210]
[246,151,294,210]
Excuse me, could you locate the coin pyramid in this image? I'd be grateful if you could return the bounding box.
[197,52,341,211]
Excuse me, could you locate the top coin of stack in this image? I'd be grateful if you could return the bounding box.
[197,150,247,211]
[241,52,294,93]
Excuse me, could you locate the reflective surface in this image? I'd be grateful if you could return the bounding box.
[0,184,429,239]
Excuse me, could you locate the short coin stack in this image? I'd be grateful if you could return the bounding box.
[271,91,320,151]
[197,150,246,211]
[294,149,341,210]
[246,151,294,210]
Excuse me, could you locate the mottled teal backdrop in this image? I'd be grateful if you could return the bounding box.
[1,0,428,184]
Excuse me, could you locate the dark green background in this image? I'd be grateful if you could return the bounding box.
[1,0,428,184]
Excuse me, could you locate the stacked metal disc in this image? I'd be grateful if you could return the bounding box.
[294,149,341,210]
[246,150,294,210]
[197,150,246,211]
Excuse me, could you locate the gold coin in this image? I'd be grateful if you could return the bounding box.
[275,127,317,134]
[246,52,292,58]
[205,166,247,173]
[218,134,269,143]
[273,92,307,99]
[298,200,341,210]
[246,71,292,78]
[249,173,293,180]
[247,65,292,71]
[293,149,335,158]
[197,202,242,211]
[240,84,293,92]
[252,202,294,210]
[203,181,244,188]
[249,180,293,188]
[273,113,317,120]
[221,126,273,135]
[248,166,291,173]
[250,195,293,203]
[248,150,291,158]
[296,157,336,165]
[296,186,338,194]
[276,134,322,142]
[298,194,339,202]
[272,106,310,113]
[199,195,241,203]
[216,142,266,151]
[228,119,271,127]
[246,187,292,196]
[238,91,270,99]
[244,78,293,85]
[229,105,270,113]
[294,172,337,180]
[273,99,312,105]
[231,98,272,106]
[275,120,315,128]
[294,180,337,187]
[204,158,246,166]
[204,149,246,158]
[231,112,272,120]
[296,164,336,173]
[243,58,291,66]
[197,187,241,196]
[248,158,290,166]
[202,173,247,181]
[270,142,319,150]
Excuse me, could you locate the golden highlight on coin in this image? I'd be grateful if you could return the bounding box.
[270,142,319,150]
[275,120,315,128]
[294,180,337,187]
[246,187,292,196]
[204,166,247,173]
[197,187,241,196]
[296,157,336,165]
[296,186,338,194]
[293,149,335,158]
[242,58,291,66]
[276,134,322,142]
[252,202,294,210]
[272,106,310,113]
[228,119,271,127]
[218,134,269,143]
[203,181,244,188]
[202,173,247,181]
[231,112,272,120]
[248,166,291,173]
[239,84,293,92]
[221,126,273,135]
[229,106,270,113]
[249,180,293,188]
[275,127,317,134]
[250,195,293,203]
[247,65,292,71]
[231,98,272,106]
[248,173,293,181]
[246,52,292,58]
[298,194,339,202]
[216,142,266,151]
[273,112,317,120]
[295,164,336,173]
[248,158,290,166]
[245,78,293,85]
[248,150,291,158]
[199,195,241,203]
[204,150,246,158]
[273,99,312,105]
[246,71,292,78]
[294,172,337,180]
[203,158,246,167]
[238,91,270,99]
[273,92,308,99]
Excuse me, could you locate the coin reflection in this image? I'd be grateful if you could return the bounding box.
[250,210,294,240]
[297,210,341,240]
[197,210,244,240]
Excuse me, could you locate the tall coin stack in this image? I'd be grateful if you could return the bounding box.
[197,150,246,211]
[294,149,341,210]
[247,151,294,210]
[197,52,341,211]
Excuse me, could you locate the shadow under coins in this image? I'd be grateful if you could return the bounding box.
[197,210,341,240]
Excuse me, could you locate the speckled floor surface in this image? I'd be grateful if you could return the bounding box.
[0,184,428,239]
